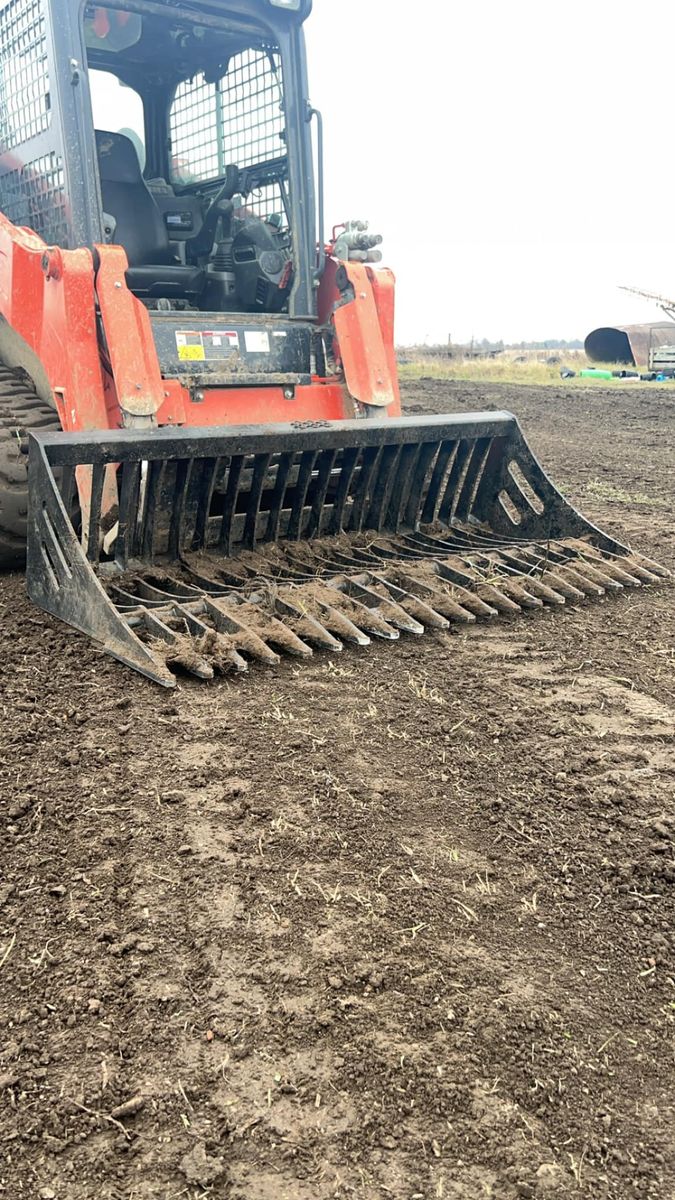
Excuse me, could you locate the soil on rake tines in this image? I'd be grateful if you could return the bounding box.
[0,381,674,1200]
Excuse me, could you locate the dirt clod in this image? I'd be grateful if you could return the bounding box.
[179,1141,226,1186]
[159,789,185,804]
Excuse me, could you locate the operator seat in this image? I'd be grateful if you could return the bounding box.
[95,131,205,300]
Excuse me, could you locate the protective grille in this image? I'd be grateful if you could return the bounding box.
[218,47,284,170]
[1,151,67,244]
[170,46,288,224]
[170,73,219,182]
[0,0,50,150]
[240,181,287,225]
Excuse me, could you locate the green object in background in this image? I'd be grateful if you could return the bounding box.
[579,369,613,380]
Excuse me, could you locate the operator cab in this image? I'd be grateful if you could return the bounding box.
[95,130,206,301]
[85,2,303,316]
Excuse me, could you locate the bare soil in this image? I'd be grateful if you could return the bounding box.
[1,381,674,1200]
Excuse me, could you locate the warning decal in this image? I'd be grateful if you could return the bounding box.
[244,330,271,354]
[175,330,240,361]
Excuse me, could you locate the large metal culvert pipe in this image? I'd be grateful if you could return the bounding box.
[585,327,635,365]
[585,323,675,367]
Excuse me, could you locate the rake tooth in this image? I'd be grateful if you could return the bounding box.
[539,569,587,601]
[277,583,371,646]
[172,604,249,674]
[422,562,497,619]
[615,558,662,584]
[593,559,644,587]
[627,554,671,579]
[389,570,476,624]
[274,595,343,653]
[317,602,372,646]
[568,558,623,592]
[565,540,665,584]
[553,563,605,597]
[426,593,477,623]
[490,576,544,609]
[204,597,281,666]
[397,593,449,630]
[482,552,565,606]
[474,581,522,614]
[494,549,572,603]
[345,575,426,635]
[142,608,214,680]
[422,585,480,622]
[324,581,399,640]
[373,574,450,631]
[565,549,643,587]
[237,598,315,659]
[515,575,566,605]
[561,537,666,580]
[444,588,496,620]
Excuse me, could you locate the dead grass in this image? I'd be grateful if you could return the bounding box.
[585,480,670,509]
[398,353,675,389]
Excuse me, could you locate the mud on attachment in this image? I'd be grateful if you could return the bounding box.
[27,413,669,687]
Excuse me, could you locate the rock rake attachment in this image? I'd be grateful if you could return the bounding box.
[27,413,669,687]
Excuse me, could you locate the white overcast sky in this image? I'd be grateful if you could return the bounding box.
[304,0,675,344]
[91,0,675,345]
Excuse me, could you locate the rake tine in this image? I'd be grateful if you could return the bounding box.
[232,598,315,659]
[472,581,523,614]
[613,557,662,584]
[509,549,587,601]
[142,608,214,680]
[485,558,566,606]
[566,558,623,592]
[203,596,281,666]
[564,541,654,586]
[485,576,544,609]
[625,553,671,579]
[325,581,399,640]
[562,538,671,580]
[274,595,343,652]
[279,588,371,647]
[172,604,248,674]
[135,578,200,603]
[390,570,478,624]
[583,558,643,587]
[370,574,450,631]
[346,575,426,635]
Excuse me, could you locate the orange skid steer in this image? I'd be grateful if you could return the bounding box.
[0,0,667,685]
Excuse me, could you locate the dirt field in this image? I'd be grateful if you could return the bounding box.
[1,381,673,1200]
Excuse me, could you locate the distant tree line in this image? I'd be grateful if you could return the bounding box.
[503,339,584,351]
[402,338,584,356]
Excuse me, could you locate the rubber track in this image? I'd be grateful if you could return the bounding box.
[0,366,61,567]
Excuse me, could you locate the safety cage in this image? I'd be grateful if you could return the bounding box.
[0,0,318,316]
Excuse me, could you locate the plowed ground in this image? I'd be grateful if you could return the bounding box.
[1,381,673,1200]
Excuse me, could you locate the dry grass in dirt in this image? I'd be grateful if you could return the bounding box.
[0,379,674,1200]
[399,353,675,389]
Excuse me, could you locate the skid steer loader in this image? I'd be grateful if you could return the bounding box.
[0,0,667,685]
